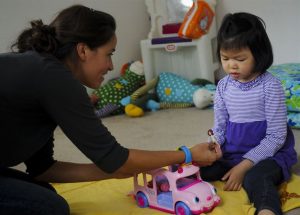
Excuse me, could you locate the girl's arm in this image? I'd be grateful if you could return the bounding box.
[243,77,287,164]
[213,78,229,145]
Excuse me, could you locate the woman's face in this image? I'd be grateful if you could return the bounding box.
[76,35,117,89]
[220,47,258,83]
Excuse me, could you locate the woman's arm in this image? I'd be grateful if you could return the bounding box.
[36,143,220,183]
[116,143,221,176]
[35,162,112,183]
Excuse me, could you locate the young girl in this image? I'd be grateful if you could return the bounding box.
[201,12,297,215]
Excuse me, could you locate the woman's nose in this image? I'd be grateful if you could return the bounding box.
[108,59,114,71]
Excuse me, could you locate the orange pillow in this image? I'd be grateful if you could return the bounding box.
[178,0,214,39]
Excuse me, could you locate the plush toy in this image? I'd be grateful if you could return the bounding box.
[121,72,215,117]
[92,61,145,117]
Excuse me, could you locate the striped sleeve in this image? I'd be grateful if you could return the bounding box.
[243,76,287,164]
[213,77,229,145]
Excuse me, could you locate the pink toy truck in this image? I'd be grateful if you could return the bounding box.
[133,164,221,214]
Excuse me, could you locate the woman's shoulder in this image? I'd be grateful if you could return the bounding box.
[0,51,63,71]
[1,50,45,60]
[19,51,72,79]
[0,51,38,64]
[28,51,64,70]
[5,51,82,92]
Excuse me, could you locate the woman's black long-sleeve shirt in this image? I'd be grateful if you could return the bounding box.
[0,51,129,176]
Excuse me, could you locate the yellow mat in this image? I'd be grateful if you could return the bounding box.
[53,174,300,215]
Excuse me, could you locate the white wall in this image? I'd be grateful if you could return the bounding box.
[215,0,300,65]
[1,0,299,82]
[0,0,150,82]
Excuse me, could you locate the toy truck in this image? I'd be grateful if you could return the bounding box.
[133,164,220,214]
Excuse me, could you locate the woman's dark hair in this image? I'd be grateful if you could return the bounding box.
[217,12,273,73]
[11,5,116,59]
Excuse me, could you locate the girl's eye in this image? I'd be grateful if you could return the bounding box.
[236,59,246,62]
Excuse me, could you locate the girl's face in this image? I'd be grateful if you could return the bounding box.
[75,35,117,89]
[220,47,258,83]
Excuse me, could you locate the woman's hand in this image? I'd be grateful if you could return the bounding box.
[209,142,222,159]
[222,159,253,191]
[190,142,222,166]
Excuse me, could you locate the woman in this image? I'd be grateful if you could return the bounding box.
[0,5,221,215]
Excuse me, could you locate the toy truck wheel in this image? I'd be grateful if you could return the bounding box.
[175,202,192,215]
[136,192,149,208]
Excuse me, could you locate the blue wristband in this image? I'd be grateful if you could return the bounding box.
[179,146,192,164]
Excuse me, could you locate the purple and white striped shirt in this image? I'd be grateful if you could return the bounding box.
[213,72,287,164]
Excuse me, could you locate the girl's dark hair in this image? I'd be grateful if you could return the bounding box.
[217,12,273,73]
[11,5,116,59]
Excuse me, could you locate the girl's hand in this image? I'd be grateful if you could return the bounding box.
[222,159,253,191]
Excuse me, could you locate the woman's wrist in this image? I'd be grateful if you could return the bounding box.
[179,146,192,164]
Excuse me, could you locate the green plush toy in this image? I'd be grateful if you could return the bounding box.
[92,61,145,116]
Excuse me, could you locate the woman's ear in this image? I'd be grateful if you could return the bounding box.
[76,43,89,61]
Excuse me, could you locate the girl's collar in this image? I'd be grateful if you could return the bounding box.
[228,72,267,91]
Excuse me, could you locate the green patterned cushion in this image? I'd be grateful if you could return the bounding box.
[93,69,145,115]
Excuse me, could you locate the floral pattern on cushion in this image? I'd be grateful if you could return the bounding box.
[268,63,300,128]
